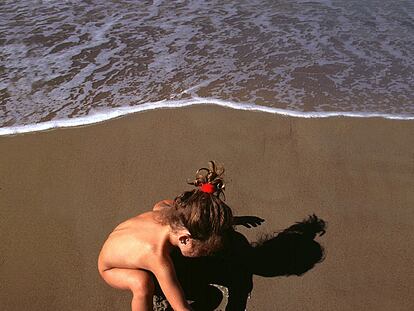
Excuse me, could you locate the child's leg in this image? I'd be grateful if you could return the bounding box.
[100,268,155,311]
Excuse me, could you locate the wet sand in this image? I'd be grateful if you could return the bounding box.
[0,105,413,310]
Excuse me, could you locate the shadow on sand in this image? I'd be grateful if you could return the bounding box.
[155,215,326,311]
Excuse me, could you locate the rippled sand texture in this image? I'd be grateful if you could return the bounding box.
[1,0,413,126]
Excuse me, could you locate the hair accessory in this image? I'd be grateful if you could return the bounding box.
[199,183,215,194]
[187,161,226,200]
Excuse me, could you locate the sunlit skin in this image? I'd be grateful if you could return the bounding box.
[98,199,265,311]
[98,200,196,311]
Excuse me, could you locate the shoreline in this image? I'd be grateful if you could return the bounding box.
[2,98,414,136]
[1,105,413,310]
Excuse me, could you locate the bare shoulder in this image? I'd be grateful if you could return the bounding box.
[153,199,174,211]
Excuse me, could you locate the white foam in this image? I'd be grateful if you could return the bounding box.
[0,97,413,136]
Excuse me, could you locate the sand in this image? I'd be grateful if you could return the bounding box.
[0,105,413,310]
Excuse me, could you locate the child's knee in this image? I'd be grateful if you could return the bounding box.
[129,272,155,297]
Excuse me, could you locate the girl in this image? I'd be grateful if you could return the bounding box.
[98,162,234,311]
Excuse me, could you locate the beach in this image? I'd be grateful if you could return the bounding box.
[2,0,413,309]
[0,105,413,310]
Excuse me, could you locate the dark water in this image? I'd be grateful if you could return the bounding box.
[1,0,413,134]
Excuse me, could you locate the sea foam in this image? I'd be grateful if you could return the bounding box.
[1,97,412,136]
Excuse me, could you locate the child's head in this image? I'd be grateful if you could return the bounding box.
[160,161,233,257]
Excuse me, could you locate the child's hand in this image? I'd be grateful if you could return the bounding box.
[233,216,265,228]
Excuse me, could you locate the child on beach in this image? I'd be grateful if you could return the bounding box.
[98,162,234,311]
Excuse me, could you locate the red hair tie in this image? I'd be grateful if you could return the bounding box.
[200,183,215,194]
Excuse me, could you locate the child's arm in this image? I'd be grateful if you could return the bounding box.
[152,256,192,311]
[153,200,174,211]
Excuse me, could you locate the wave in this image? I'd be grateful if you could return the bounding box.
[1,0,413,129]
[1,97,412,136]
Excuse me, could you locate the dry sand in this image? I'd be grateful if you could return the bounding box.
[0,105,413,310]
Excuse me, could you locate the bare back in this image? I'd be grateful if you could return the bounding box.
[98,211,169,273]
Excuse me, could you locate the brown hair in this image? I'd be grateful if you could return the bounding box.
[159,161,233,253]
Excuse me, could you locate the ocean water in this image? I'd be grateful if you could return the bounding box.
[1,0,413,135]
